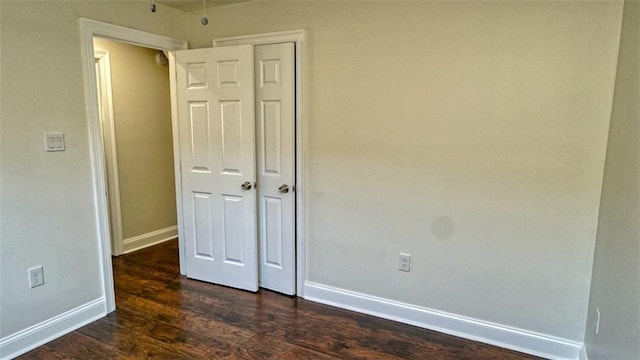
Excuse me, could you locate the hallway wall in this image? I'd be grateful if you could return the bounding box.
[94,38,177,244]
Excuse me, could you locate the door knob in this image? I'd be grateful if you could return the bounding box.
[278,184,289,193]
[241,181,252,190]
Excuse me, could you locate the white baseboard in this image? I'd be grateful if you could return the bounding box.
[0,298,106,360]
[304,282,582,360]
[123,225,177,254]
[579,346,589,360]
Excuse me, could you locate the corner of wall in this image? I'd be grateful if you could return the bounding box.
[579,345,589,360]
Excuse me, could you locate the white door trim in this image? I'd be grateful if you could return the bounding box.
[80,18,188,313]
[213,29,308,297]
[94,50,124,256]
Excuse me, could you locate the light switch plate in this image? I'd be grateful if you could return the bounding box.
[45,133,65,152]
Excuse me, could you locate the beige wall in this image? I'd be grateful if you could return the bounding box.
[93,38,177,240]
[0,0,185,338]
[584,1,640,359]
[187,1,623,341]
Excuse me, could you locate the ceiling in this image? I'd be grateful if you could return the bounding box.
[157,0,249,11]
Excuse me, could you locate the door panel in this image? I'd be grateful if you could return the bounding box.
[262,101,282,174]
[255,43,296,295]
[264,196,283,267]
[221,101,243,173]
[188,102,211,171]
[176,45,258,292]
[193,192,214,258]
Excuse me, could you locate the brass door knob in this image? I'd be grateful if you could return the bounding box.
[278,184,289,193]
[241,181,252,190]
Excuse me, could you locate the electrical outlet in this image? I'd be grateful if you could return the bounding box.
[399,253,411,272]
[595,307,601,335]
[28,265,45,288]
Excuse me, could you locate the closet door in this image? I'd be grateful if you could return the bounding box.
[176,45,258,292]
[255,43,296,295]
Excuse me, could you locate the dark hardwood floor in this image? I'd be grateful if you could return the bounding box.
[19,240,542,359]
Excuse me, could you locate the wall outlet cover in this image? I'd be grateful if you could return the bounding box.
[399,253,411,272]
[28,265,45,288]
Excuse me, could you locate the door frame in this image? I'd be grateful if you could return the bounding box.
[213,30,307,296]
[94,50,124,256]
[80,18,187,313]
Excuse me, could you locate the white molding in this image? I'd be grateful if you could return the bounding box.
[579,346,589,360]
[213,29,308,297]
[82,19,186,51]
[123,226,178,254]
[79,17,187,314]
[213,29,306,47]
[0,298,106,360]
[94,50,124,256]
[304,282,583,360]
[167,51,186,276]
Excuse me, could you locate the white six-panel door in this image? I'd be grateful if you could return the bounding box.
[255,43,296,295]
[176,45,258,292]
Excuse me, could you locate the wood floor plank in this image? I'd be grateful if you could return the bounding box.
[15,345,75,360]
[78,318,193,359]
[37,332,130,360]
[114,290,256,346]
[232,334,340,360]
[18,239,542,360]
[99,306,246,358]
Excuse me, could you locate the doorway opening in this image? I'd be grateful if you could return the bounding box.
[94,38,178,257]
[94,37,183,314]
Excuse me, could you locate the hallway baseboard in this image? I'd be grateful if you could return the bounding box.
[123,225,177,254]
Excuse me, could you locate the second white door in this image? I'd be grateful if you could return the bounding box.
[255,43,296,295]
